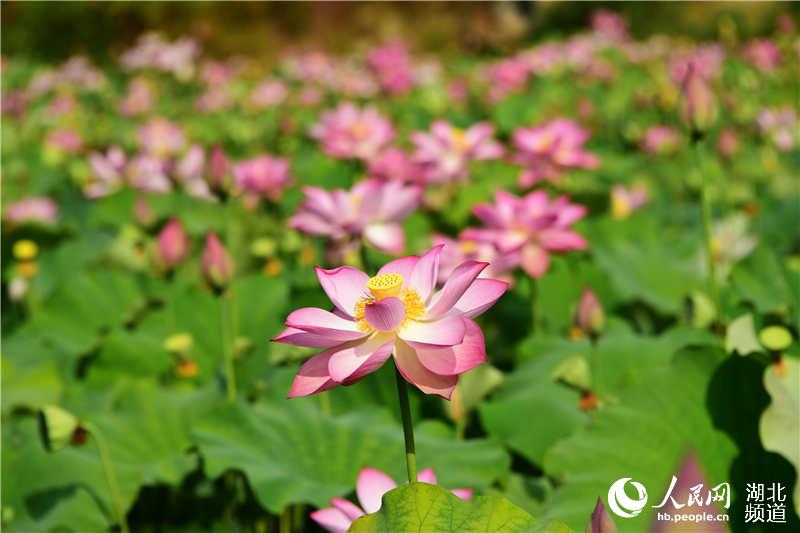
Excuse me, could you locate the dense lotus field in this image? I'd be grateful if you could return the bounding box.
[2,9,799,533]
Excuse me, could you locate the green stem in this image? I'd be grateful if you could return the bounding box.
[692,138,720,319]
[85,422,129,533]
[359,244,371,273]
[221,292,237,402]
[318,391,331,416]
[529,277,537,334]
[279,505,292,533]
[394,364,417,484]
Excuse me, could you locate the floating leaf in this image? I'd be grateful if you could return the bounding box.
[725,314,762,356]
[348,482,536,533]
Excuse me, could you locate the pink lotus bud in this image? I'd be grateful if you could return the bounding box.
[133,196,155,227]
[679,65,717,133]
[201,232,234,289]
[587,497,617,533]
[209,145,229,191]
[156,218,189,269]
[717,127,740,158]
[575,287,604,337]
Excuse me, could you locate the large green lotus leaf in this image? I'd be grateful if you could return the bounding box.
[2,382,196,532]
[28,269,147,356]
[192,400,509,513]
[731,245,795,316]
[1,356,62,413]
[480,328,714,466]
[760,357,800,516]
[539,346,736,530]
[586,214,704,314]
[348,482,537,533]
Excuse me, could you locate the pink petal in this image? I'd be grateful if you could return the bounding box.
[286,308,366,342]
[394,341,458,399]
[451,488,473,500]
[416,319,486,376]
[288,350,338,398]
[426,261,488,318]
[272,327,341,348]
[399,315,466,348]
[364,297,406,331]
[330,498,365,521]
[327,335,395,383]
[378,255,419,279]
[521,244,551,278]
[315,266,369,318]
[453,279,509,318]
[364,223,405,255]
[539,230,588,252]
[408,245,443,302]
[357,468,398,514]
[417,468,437,484]
[310,507,352,532]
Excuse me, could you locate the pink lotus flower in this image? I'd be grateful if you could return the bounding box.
[464,190,588,278]
[127,154,172,193]
[669,45,723,84]
[574,287,604,338]
[411,121,503,184]
[4,197,58,226]
[137,117,186,158]
[176,145,215,201]
[201,232,234,290]
[249,79,288,108]
[367,43,415,95]
[121,33,198,81]
[484,57,530,103]
[118,77,154,116]
[45,129,82,153]
[310,103,395,161]
[86,147,127,198]
[757,107,797,152]
[273,245,507,399]
[511,118,599,187]
[641,125,681,155]
[208,145,230,192]
[289,179,420,256]
[717,128,740,159]
[742,39,781,72]
[610,184,648,220]
[311,467,472,532]
[367,148,424,183]
[679,63,717,132]
[233,155,291,203]
[590,9,628,41]
[156,218,190,269]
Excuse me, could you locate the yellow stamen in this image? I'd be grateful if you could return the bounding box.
[367,273,404,300]
[452,128,469,152]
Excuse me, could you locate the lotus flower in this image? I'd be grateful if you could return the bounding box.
[610,184,648,220]
[669,44,723,84]
[574,287,604,339]
[511,118,599,187]
[742,39,781,72]
[201,232,234,290]
[310,103,395,161]
[118,77,154,116]
[641,125,681,155]
[311,467,472,532]
[45,129,82,153]
[249,79,288,108]
[86,147,127,198]
[127,154,171,193]
[431,232,513,285]
[175,145,215,201]
[757,107,796,151]
[137,117,186,158]
[679,63,717,132]
[232,155,291,204]
[463,190,588,278]
[273,245,507,399]
[156,218,190,269]
[289,179,421,256]
[367,43,415,95]
[484,57,530,103]
[4,197,58,226]
[411,120,503,184]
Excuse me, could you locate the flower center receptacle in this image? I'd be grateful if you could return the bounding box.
[367,273,404,300]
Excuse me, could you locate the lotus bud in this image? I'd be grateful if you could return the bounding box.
[679,65,717,134]
[586,497,618,533]
[156,218,190,270]
[209,145,230,192]
[202,232,234,290]
[38,405,82,452]
[134,195,155,227]
[575,288,605,338]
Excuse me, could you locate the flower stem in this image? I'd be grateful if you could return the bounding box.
[84,422,129,533]
[220,292,237,402]
[692,138,720,320]
[394,364,417,484]
[529,277,538,334]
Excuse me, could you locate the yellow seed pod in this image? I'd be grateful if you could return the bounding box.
[367,273,404,300]
[13,240,38,261]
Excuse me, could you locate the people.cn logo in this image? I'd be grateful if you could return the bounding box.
[608,478,649,518]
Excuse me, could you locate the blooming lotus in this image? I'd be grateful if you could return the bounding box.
[757,107,796,152]
[137,117,186,158]
[232,155,291,204]
[311,467,472,532]
[289,179,421,256]
[411,120,503,184]
[86,147,127,198]
[669,44,723,84]
[641,125,681,155]
[273,245,507,399]
[484,57,530,103]
[431,232,513,285]
[742,39,781,73]
[45,129,82,153]
[4,197,58,226]
[610,184,648,220]
[127,154,171,193]
[118,77,154,116]
[249,79,288,108]
[310,103,394,161]
[464,190,588,278]
[367,43,414,95]
[511,118,599,188]
[175,145,215,201]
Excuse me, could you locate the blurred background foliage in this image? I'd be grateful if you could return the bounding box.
[3,1,798,63]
